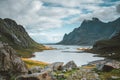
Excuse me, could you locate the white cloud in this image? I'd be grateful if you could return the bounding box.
[0,0,120,43]
[30,32,64,43]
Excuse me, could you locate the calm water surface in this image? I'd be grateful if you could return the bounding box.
[31,45,104,66]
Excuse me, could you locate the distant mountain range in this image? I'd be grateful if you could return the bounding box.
[0,18,45,57]
[58,17,120,45]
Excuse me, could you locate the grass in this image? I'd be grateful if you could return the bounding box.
[95,69,120,80]
[22,58,48,68]
[14,43,53,58]
[54,68,78,80]
[82,65,96,69]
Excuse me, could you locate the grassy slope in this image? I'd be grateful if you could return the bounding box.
[14,43,45,58]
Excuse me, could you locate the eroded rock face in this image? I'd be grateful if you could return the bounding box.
[0,42,28,79]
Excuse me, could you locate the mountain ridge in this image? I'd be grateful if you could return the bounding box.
[0,18,46,57]
[58,17,120,45]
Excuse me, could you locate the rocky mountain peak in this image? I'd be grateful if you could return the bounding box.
[58,17,120,45]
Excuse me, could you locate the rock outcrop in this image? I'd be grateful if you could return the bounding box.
[58,17,120,45]
[67,68,99,80]
[29,66,43,74]
[45,62,64,71]
[0,41,28,79]
[89,59,120,72]
[63,61,77,71]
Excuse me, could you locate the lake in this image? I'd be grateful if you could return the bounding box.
[31,45,104,66]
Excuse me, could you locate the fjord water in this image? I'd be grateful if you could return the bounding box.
[31,45,104,66]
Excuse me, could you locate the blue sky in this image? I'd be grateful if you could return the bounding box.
[0,0,120,43]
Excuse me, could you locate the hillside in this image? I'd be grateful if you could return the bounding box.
[91,31,120,60]
[58,17,120,45]
[0,18,46,57]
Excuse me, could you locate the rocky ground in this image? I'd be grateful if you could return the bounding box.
[1,41,120,80]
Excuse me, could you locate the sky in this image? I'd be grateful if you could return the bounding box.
[0,0,120,43]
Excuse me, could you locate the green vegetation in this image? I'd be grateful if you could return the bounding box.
[14,43,45,58]
[94,69,120,80]
[54,68,78,80]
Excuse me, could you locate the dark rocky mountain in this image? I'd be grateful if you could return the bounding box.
[58,17,120,45]
[0,18,45,57]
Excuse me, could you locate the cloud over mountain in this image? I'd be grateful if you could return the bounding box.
[0,0,120,43]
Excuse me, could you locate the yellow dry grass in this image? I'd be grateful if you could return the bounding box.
[82,65,96,69]
[22,58,49,68]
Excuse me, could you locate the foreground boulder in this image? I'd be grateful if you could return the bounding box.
[67,69,99,80]
[45,62,64,71]
[29,66,43,74]
[89,59,120,71]
[101,65,114,72]
[16,71,56,80]
[63,61,77,71]
[0,42,28,79]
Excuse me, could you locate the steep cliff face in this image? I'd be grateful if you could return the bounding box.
[0,18,41,48]
[0,41,28,79]
[58,17,120,45]
[0,18,45,57]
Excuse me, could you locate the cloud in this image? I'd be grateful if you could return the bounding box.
[29,31,64,43]
[0,0,120,43]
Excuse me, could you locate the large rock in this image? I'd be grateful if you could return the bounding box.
[63,61,77,71]
[16,71,56,80]
[58,17,120,45]
[89,59,120,71]
[29,66,43,74]
[0,42,28,79]
[101,65,114,72]
[67,69,100,80]
[44,62,64,71]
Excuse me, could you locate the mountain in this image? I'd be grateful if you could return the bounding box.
[58,17,120,45]
[91,31,120,60]
[0,18,46,57]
